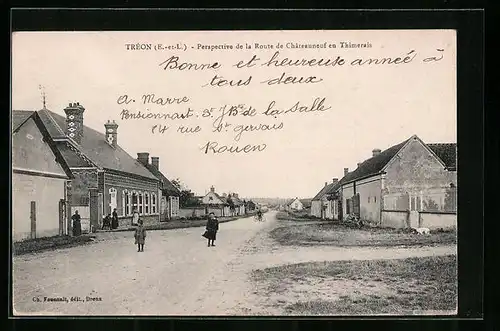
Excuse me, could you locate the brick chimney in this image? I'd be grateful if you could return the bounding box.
[234,193,239,199]
[210,186,215,193]
[357,162,362,167]
[104,120,118,148]
[332,178,339,184]
[344,168,349,176]
[151,157,159,169]
[372,148,381,157]
[325,182,328,187]
[137,152,149,166]
[64,102,85,144]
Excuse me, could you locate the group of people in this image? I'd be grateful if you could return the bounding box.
[72,207,262,252]
[102,208,119,230]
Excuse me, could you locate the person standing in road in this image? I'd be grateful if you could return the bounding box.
[111,208,119,229]
[134,219,146,252]
[204,212,219,247]
[72,210,82,236]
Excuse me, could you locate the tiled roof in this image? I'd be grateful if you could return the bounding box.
[37,109,158,180]
[12,110,35,132]
[339,137,457,186]
[341,138,410,185]
[55,141,94,167]
[428,143,457,170]
[312,183,335,201]
[142,163,180,195]
[300,199,312,208]
[12,110,73,179]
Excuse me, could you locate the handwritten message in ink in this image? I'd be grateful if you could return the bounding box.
[117,41,445,155]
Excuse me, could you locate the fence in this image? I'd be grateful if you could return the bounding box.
[179,207,206,218]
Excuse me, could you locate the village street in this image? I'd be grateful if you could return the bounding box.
[13,211,456,316]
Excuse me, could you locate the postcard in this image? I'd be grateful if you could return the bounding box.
[11,29,457,316]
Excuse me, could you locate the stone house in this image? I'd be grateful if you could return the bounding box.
[337,134,457,229]
[136,152,180,221]
[36,103,161,232]
[12,110,74,242]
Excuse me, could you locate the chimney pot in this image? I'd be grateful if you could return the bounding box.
[137,152,150,165]
[210,186,215,192]
[151,157,159,169]
[372,148,382,157]
[357,162,362,167]
[344,168,349,176]
[332,178,338,183]
[325,182,328,187]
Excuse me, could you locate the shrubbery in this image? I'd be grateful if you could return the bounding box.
[342,213,364,228]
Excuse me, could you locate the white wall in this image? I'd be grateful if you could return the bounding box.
[12,173,66,242]
[355,176,382,224]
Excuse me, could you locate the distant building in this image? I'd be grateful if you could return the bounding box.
[201,186,230,217]
[285,197,304,211]
[12,110,74,241]
[227,193,246,216]
[311,179,339,219]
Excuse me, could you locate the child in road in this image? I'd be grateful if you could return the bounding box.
[134,219,146,252]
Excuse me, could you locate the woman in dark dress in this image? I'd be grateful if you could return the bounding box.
[204,212,219,247]
[72,210,82,236]
[111,208,119,229]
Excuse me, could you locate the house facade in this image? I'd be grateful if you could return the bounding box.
[201,186,230,217]
[12,111,74,242]
[228,193,246,216]
[338,135,457,229]
[136,153,180,221]
[286,198,304,211]
[36,103,161,232]
[311,179,339,219]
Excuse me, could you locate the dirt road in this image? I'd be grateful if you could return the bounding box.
[12,211,456,316]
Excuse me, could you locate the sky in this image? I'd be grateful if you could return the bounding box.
[11,30,456,198]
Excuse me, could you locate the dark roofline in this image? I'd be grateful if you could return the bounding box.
[14,111,74,180]
[12,110,35,132]
[104,167,160,183]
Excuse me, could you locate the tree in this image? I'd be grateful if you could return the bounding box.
[172,178,201,208]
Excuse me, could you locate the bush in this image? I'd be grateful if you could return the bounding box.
[342,214,363,228]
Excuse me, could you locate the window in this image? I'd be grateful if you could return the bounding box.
[109,188,117,214]
[132,192,138,213]
[151,193,157,214]
[145,193,150,214]
[123,190,130,216]
[138,192,143,214]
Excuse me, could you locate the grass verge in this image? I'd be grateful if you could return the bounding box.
[251,255,457,315]
[13,235,96,256]
[270,222,456,247]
